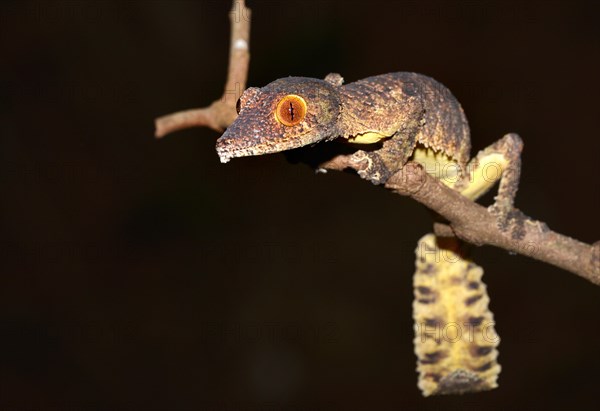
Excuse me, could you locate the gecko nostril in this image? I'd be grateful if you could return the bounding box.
[275,94,306,127]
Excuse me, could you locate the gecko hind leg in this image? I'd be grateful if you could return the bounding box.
[459,133,525,236]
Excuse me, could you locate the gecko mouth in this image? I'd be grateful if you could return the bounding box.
[216,136,304,164]
[215,135,272,163]
[215,128,254,163]
[216,143,258,163]
[215,128,319,163]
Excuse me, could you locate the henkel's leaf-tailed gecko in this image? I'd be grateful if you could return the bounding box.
[217,72,522,217]
[215,72,523,395]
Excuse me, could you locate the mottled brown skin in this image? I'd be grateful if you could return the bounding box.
[336,72,471,184]
[217,72,523,230]
[217,72,470,183]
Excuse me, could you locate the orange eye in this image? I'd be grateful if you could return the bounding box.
[275,95,307,127]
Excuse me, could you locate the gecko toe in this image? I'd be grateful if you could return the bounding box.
[351,150,392,185]
[488,202,527,240]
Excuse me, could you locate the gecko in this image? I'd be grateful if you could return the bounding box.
[215,72,523,395]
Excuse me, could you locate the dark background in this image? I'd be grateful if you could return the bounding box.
[1,1,599,410]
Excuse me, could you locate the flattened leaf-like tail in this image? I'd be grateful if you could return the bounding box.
[413,234,501,396]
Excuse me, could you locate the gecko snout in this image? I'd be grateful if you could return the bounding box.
[215,128,247,163]
[216,122,276,163]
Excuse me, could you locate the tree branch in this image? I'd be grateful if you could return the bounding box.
[154,0,599,286]
[383,162,599,285]
[154,0,251,137]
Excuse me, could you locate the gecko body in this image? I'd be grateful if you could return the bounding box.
[218,73,470,184]
[217,73,522,218]
[216,72,524,396]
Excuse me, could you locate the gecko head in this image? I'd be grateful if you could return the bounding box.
[216,76,342,163]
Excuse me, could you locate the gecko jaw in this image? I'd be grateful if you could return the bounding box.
[216,147,247,163]
[217,148,256,164]
[216,142,278,163]
[216,128,323,163]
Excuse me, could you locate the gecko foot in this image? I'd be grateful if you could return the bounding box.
[352,150,390,185]
[488,200,527,240]
[316,150,392,185]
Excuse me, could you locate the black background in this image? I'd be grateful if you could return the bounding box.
[1,1,599,410]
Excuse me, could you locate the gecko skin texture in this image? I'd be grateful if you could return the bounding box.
[217,72,471,181]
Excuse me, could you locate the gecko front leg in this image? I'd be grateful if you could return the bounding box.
[319,121,422,185]
[354,126,421,185]
[315,149,386,182]
[318,146,408,184]
[348,149,392,184]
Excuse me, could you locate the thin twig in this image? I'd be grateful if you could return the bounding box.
[155,0,251,137]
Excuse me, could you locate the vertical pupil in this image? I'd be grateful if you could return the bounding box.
[276,95,305,126]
